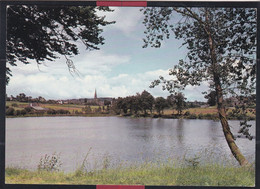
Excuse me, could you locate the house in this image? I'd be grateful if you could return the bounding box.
[29,103,48,112]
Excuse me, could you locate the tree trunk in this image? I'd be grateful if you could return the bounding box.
[205,8,249,166]
[215,81,249,166]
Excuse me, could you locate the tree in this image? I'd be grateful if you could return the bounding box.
[140,90,154,115]
[16,93,27,102]
[116,97,128,114]
[6,5,114,83]
[167,93,186,115]
[204,91,217,106]
[125,96,135,115]
[131,94,142,115]
[6,107,15,116]
[154,97,168,115]
[142,7,256,166]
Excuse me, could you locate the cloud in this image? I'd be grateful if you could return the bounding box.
[97,7,143,37]
[7,64,209,102]
[74,50,131,76]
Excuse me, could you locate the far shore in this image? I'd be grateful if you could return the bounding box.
[6,112,256,121]
[6,100,255,121]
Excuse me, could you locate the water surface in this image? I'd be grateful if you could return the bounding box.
[6,116,255,172]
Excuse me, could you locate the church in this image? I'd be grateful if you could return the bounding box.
[83,89,114,106]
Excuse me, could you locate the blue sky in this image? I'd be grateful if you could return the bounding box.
[7,7,208,101]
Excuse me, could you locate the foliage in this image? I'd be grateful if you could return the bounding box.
[20,109,27,116]
[24,106,33,113]
[6,160,254,186]
[142,7,256,166]
[185,156,200,168]
[47,109,57,115]
[56,109,70,114]
[82,105,92,114]
[167,92,187,115]
[75,147,92,176]
[154,97,168,115]
[144,7,256,95]
[6,5,115,83]
[6,107,15,116]
[95,106,102,113]
[115,97,128,114]
[204,91,217,106]
[11,103,18,107]
[37,153,62,172]
[140,90,154,115]
[14,110,21,116]
[114,90,155,116]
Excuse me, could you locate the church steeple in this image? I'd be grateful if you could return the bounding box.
[94,88,97,99]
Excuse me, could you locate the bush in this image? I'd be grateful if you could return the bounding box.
[187,113,197,119]
[47,109,57,115]
[198,113,203,119]
[11,103,18,107]
[184,111,191,116]
[56,109,70,114]
[6,107,15,116]
[38,153,62,172]
[14,110,21,116]
[21,109,27,116]
[24,107,32,113]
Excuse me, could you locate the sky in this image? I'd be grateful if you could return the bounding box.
[6,7,209,101]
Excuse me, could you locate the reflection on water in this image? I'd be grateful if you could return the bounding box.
[176,119,184,144]
[6,116,255,172]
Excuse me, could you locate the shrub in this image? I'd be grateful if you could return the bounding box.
[56,109,70,114]
[14,110,21,116]
[37,153,62,172]
[47,109,57,115]
[11,103,18,107]
[6,107,15,116]
[184,111,191,116]
[24,107,32,113]
[187,113,197,119]
[20,109,27,116]
[198,113,203,119]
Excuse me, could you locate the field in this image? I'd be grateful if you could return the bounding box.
[163,106,218,115]
[6,101,109,116]
[6,101,255,120]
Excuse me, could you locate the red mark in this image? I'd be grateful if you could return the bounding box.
[96,1,147,7]
[97,185,145,189]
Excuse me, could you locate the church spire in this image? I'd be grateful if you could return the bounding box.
[94,88,97,99]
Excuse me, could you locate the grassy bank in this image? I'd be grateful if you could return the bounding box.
[6,162,255,186]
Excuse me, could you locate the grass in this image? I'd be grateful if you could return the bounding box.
[5,160,255,186]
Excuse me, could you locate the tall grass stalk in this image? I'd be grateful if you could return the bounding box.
[6,154,255,186]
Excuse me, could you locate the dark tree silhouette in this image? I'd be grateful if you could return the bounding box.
[7,5,114,83]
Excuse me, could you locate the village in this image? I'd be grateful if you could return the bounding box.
[5,89,256,121]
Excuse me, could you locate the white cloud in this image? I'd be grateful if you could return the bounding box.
[97,7,143,37]
[74,50,130,76]
[7,65,208,102]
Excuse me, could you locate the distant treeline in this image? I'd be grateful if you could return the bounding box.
[113,90,200,116]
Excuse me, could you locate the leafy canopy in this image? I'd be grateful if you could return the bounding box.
[7,5,115,83]
[142,7,256,97]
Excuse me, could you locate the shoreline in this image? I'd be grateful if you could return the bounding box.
[6,113,256,121]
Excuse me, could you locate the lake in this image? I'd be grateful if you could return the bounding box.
[6,116,255,172]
